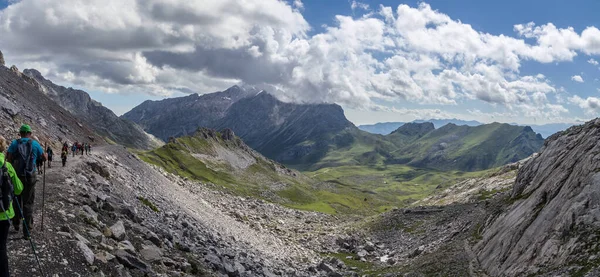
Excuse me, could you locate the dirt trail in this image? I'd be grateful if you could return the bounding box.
[8,150,93,276]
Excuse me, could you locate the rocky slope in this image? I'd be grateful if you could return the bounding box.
[0,63,102,146]
[474,119,600,276]
[22,69,162,150]
[9,145,356,277]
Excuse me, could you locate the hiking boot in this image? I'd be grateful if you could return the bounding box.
[23,235,30,240]
[12,223,19,232]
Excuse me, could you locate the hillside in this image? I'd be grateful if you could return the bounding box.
[387,122,544,171]
[0,63,103,146]
[23,69,162,150]
[138,128,310,199]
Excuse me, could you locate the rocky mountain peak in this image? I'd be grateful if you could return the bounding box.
[391,122,435,137]
[0,50,4,66]
[475,118,600,276]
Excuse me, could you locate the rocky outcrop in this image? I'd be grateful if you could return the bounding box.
[475,119,600,276]
[22,69,162,150]
[0,50,4,66]
[0,64,101,148]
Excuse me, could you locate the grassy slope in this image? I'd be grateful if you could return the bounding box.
[139,133,406,215]
[139,123,528,215]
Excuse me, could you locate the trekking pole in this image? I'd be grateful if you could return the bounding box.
[40,143,46,233]
[13,196,46,277]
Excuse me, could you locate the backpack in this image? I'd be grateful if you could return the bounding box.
[12,139,35,177]
[0,160,14,213]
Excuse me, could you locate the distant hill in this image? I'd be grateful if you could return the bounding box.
[23,69,162,149]
[360,119,574,138]
[386,122,544,171]
[359,119,482,135]
[522,123,575,138]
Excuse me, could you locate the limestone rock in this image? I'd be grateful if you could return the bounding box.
[475,119,600,276]
[110,220,126,241]
[77,241,95,265]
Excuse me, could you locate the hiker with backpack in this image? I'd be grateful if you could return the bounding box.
[6,124,45,239]
[71,143,76,157]
[0,136,24,277]
[61,149,67,167]
[46,146,53,168]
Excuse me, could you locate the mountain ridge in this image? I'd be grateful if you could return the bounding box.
[22,69,162,150]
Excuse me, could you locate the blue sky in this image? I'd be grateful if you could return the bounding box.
[2,0,600,125]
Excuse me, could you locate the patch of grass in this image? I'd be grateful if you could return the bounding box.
[138,196,160,212]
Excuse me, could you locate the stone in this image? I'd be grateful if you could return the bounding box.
[0,50,4,66]
[318,261,335,273]
[145,231,162,247]
[117,241,136,253]
[95,251,116,264]
[357,250,368,258]
[139,245,162,262]
[102,227,112,237]
[110,220,126,241]
[204,254,222,270]
[74,232,90,245]
[114,250,150,272]
[77,241,95,265]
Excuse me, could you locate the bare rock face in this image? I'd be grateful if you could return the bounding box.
[0,50,4,66]
[475,119,600,276]
[9,65,21,77]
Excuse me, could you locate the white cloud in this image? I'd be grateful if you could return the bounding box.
[0,1,598,121]
[571,75,584,82]
[293,0,304,10]
[350,1,369,11]
[588,58,599,65]
[570,95,600,114]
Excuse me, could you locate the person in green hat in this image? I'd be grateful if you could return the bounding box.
[6,124,45,239]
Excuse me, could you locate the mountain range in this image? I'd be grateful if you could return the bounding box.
[123,86,544,172]
[359,120,575,138]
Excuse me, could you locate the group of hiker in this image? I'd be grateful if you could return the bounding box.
[0,124,93,276]
[69,142,91,157]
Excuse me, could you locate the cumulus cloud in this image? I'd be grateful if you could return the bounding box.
[350,1,370,11]
[588,58,599,65]
[0,0,596,120]
[570,95,600,114]
[571,75,584,82]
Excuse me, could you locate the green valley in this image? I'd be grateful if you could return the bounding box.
[138,125,508,216]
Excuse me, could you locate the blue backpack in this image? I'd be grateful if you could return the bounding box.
[13,139,35,177]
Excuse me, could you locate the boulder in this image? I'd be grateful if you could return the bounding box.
[114,250,150,272]
[110,220,126,241]
[139,245,162,262]
[77,241,95,265]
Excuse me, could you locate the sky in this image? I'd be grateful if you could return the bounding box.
[2,0,600,125]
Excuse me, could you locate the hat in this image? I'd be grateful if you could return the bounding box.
[19,124,31,133]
